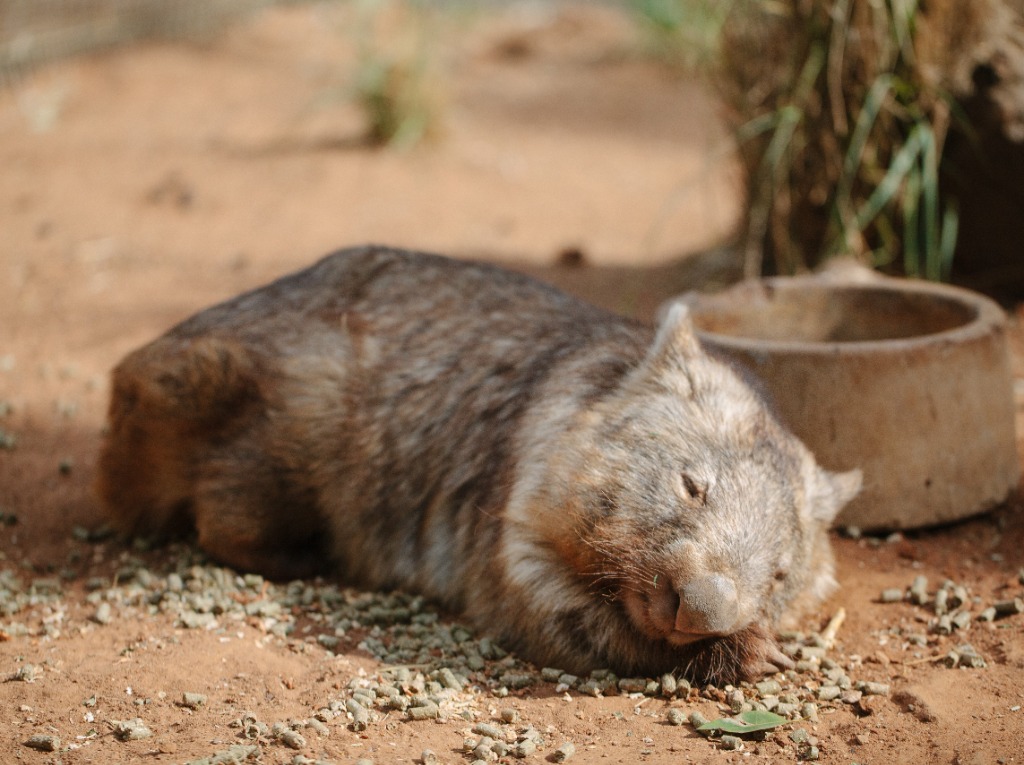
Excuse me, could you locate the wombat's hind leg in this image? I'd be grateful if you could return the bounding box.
[96,335,267,542]
[192,454,331,581]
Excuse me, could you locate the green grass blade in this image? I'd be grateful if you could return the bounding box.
[901,161,922,277]
[939,199,959,280]
[918,124,940,279]
[838,73,895,213]
[854,124,924,232]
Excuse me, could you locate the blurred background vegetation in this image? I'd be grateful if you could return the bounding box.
[2,0,1023,290]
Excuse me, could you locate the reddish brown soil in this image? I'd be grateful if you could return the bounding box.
[1,4,1022,764]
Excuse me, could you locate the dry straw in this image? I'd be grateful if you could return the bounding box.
[679,0,1023,279]
[717,1,943,277]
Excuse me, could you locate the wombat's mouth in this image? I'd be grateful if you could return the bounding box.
[621,573,746,645]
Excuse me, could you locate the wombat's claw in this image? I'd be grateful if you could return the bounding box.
[764,642,795,673]
[737,636,795,680]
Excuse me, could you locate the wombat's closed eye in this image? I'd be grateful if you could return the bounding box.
[96,245,860,683]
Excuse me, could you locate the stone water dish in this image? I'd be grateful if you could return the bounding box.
[682,272,1019,531]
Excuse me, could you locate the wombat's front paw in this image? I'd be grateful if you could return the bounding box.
[738,634,795,681]
[681,623,792,685]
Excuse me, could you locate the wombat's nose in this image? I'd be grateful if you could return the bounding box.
[676,574,739,635]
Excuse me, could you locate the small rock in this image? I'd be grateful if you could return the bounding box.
[666,708,686,726]
[789,728,810,744]
[112,718,153,741]
[855,696,879,716]
[8,664,40,683]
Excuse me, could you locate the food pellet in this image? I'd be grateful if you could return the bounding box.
[499,708,519,724]
[858,681,890,696]
[755,679,781,696]
[180,692,207,709]
[666,708,686,726]
[552,742,576,762]
[514,739,536,757]
[951,610,972,630]
[618,677,647,693]
[817,685,842,701]
[910,575,929,605]
[23,735,60,752]
[994,598,1024,617]
[473,723,504,740]
[879,588,904,603]
[720,735,743,751]
[660,673,677,697]
[408,702,439,720]
[278,729,306,750]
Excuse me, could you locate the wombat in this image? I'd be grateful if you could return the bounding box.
[96,245,860,683]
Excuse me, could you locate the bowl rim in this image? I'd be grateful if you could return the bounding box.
[685,275,1007,355]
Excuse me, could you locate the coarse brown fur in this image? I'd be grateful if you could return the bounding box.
[96,245,860,683]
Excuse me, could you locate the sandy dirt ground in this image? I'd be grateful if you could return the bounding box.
[1,3,1023,764]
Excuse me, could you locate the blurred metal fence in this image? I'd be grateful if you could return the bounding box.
[0,0,294,84]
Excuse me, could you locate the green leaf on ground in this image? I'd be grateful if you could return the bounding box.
[697,710,790,735]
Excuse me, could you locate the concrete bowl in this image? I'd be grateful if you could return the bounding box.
[683,273,1019,530]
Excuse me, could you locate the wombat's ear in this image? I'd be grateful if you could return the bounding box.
[647,302,702,366]
[809,467,862,524]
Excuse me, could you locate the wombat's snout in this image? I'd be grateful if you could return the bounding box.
[638,573,742,641]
